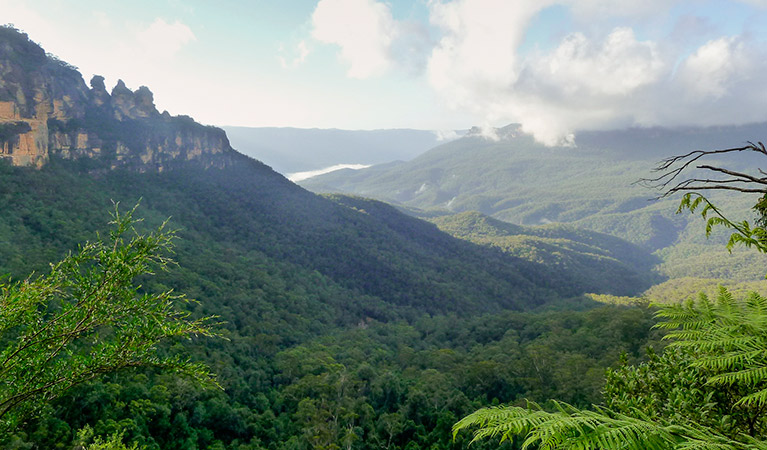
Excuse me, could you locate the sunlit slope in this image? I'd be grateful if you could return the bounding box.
[426,211,661,294]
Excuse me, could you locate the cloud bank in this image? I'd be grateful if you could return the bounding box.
[311,0,398,78]
[287,164,371,182]
[310,0,767,145]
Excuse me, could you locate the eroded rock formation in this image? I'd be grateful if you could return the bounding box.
[0,26,236,171]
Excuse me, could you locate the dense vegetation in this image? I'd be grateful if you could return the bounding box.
[0,155,662,449]
[14,296,657,449]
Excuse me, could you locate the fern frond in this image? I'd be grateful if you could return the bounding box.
[453,403,551,444]
[520,406,675,450]
[746,292,767,319]
[734,389,767,408]
[453,401,759,450]
[654,287,767,411]
[717,286,736,309]
[692,350,764,372]
[708,363,767,386]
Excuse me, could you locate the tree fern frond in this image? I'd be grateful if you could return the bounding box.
[453,404,553,444]
[453,401,755,450]
[676,440,749,450]
[734,389,767,408]
[746,292,767,317]
[520,407,674,450]
[716,286,736,310]
[708,368,767,393]
[692,351,764,372]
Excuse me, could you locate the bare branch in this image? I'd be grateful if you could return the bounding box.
[698,165,767,186]
[638,144,767,199]
[642,145,754,187]
[664,185,767,196]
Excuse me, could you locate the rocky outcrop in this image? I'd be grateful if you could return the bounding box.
[0,26,237,171]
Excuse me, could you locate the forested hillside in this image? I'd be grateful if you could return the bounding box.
[0,140,662,449]
[301,124,767,280]
[0,158,654,320]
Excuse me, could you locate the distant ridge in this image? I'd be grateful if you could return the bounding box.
[222,126,462,174]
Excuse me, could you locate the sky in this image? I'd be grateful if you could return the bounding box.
[3,0,767,145]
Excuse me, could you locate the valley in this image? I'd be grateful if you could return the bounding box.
[0,21,766,450]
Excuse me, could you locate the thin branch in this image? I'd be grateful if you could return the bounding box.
[665,186,767,195]
[698,165,767,186]
[642,145,756,187]
[638,144,767,197]
[636,142,767,207]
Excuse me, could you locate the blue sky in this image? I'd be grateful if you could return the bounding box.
[3,0,767,144]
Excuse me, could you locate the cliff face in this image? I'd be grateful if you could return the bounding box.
[0,26,236,171]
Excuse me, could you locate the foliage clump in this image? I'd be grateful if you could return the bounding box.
[0,204,217,436]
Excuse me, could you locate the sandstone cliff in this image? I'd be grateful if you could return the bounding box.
[0,26,236,171]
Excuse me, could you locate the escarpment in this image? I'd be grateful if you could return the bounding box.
[0,26,236,171]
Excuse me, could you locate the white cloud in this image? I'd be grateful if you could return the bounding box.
[427,0,552,108]
[503,27,667,144]
[135,18,196,60]
[676,37,745,99]
[535,28,663,97]
[311,0,397,78]
[660,36,767,126]
[279,40,310,69]
[433,129,460,141]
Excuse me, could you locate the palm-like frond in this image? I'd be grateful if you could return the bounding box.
[453,401,757,450]
[657,288,767,407]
